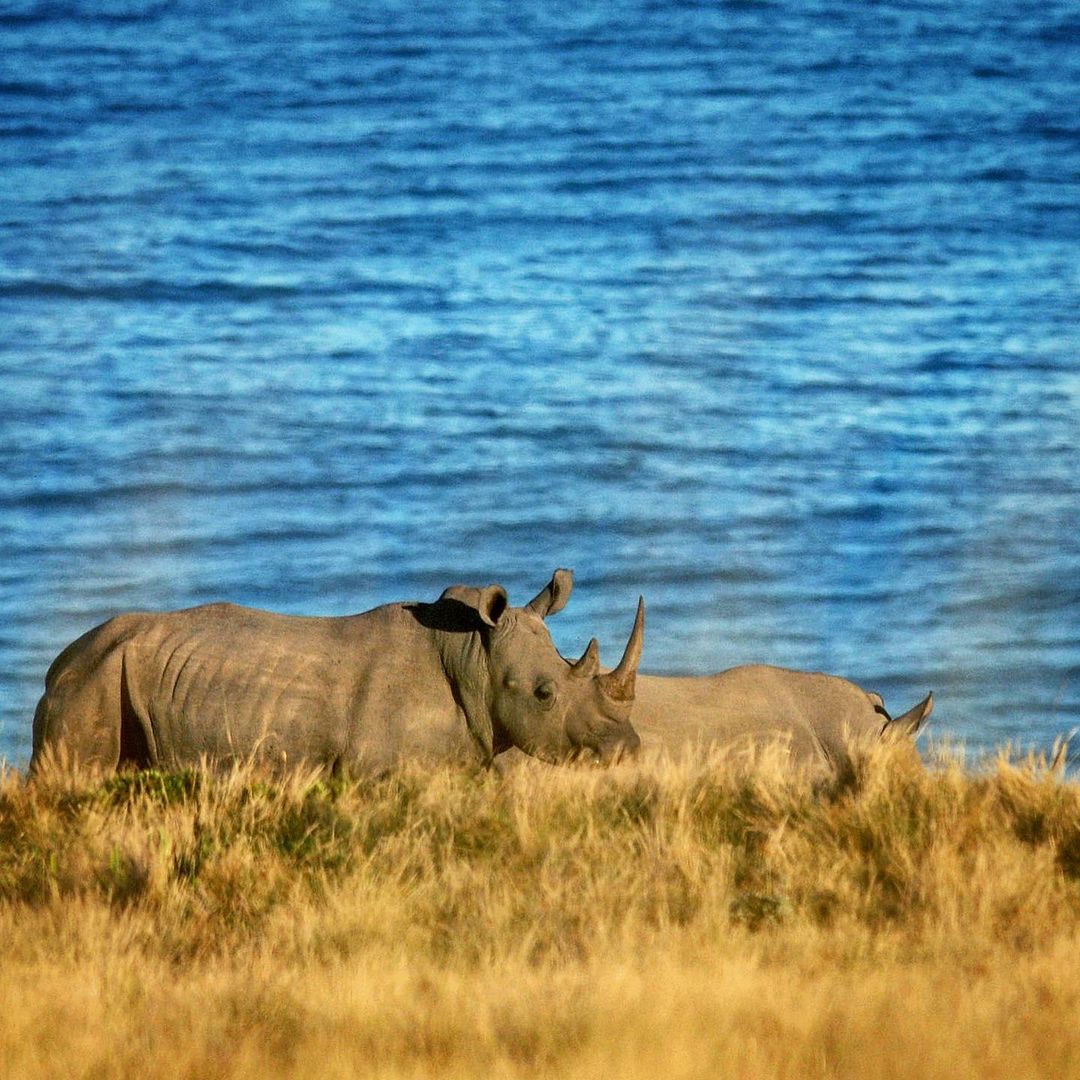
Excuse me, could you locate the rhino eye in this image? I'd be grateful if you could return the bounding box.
[534,681,557,707]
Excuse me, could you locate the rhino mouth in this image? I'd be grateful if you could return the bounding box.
[524,726,640,766]
[570,725,640,765]
[594,726,641,764]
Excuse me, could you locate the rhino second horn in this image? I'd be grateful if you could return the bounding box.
[599,597,645,702]
[571,638,600,679]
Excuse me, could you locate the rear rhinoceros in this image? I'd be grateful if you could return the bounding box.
[30,569,644,776]
[631,665,932,772]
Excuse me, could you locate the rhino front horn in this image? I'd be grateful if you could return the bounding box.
[599,597,644,703]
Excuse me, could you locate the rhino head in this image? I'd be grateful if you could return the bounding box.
[435,569,643,765]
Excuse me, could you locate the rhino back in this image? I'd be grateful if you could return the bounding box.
[117,602,466,770]
[114,604,347,767]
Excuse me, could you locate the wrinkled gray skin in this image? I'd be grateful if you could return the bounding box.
[629,666,933,771]
[30,569,644,776]
[500,664,931,776]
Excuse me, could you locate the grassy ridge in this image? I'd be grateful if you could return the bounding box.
[2,744,1080,1078]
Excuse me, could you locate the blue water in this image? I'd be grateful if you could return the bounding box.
[1,1,1078,767]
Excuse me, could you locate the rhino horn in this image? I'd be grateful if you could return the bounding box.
[599,597,645,703]
[570,638,600,679]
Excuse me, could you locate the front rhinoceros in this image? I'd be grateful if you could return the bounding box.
[30,569,643,775]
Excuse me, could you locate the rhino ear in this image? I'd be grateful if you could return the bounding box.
[886,692,933,739]
[439,584,509,627]
[526,569,574,619]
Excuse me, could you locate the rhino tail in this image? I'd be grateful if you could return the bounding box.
[878,691,933,741]
[30,639,141,777]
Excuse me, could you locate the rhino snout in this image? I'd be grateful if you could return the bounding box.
[592,724,641,765]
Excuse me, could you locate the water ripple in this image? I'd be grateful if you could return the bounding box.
[1,0,1077,763]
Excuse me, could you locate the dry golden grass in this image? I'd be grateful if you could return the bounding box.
[3,741,1080,1079]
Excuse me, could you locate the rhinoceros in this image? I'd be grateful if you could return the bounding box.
[30,569,644,776]
[629,666,932,771]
